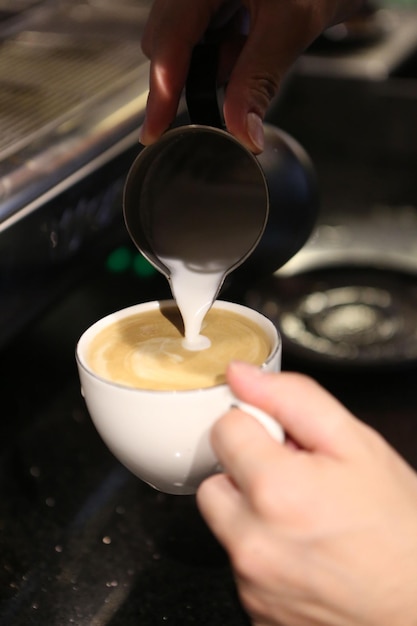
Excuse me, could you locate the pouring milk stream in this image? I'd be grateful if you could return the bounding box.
[161,257,232,351]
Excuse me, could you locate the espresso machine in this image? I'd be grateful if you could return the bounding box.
[0,0,153,347]
[1,1,417,624]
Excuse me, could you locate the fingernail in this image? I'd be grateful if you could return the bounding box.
[139,114,153,145]
[247,112,264,152]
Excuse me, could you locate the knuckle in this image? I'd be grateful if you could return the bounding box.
[249,73,280,112]
[251,475,278,514]
[229,533,264,579]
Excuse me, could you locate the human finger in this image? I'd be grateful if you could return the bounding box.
[140,0,223,144]
[196,471,247,545]
[209,406,293,497]
[221,0,324,151]
[226,362,361,457]
[223,0,366,152]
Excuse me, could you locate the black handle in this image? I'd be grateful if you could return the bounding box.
[185,42,223,128]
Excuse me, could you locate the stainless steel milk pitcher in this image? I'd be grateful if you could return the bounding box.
[123,40,318,282]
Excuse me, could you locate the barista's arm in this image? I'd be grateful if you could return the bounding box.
[140,0,365,153]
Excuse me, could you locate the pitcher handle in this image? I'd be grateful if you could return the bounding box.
[185,41,224,128]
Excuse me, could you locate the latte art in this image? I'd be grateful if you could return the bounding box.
[87,305,270,391]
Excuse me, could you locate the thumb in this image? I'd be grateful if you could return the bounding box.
[226,362,360,457]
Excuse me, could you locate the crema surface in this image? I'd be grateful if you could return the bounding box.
[87,306,270,391]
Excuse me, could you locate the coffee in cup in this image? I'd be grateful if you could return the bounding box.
[76,300,283,494]
[86,304,271,392]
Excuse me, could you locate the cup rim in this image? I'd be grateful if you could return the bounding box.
[76,299,280,394]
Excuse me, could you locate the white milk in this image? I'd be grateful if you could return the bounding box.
[158,256,225,350]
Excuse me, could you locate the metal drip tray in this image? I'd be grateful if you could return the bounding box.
[245,267,417,368]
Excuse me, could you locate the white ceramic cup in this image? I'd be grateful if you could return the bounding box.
[76,300,283,495]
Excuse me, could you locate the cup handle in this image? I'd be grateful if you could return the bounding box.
[231,400,285,443]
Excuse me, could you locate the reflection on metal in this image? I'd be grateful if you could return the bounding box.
[0,0,152,229]
[280,285,407,359]
[278,203,417,278]
[246,268,417,367]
